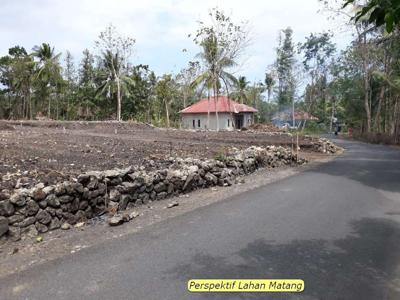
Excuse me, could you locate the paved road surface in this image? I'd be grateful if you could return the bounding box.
[1,138,400,300]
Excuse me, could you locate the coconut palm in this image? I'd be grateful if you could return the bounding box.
[32,43,62,118]
[96,50,135,121]
[233,76,249,104]
[191,33,238,130]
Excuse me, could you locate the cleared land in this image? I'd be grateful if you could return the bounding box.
[0,120,327,191]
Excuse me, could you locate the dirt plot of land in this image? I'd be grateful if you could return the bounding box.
[0,120,322,190]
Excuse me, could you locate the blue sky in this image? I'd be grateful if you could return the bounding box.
[0,0,352,83]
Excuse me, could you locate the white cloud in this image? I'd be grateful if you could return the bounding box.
[0,0,352,80]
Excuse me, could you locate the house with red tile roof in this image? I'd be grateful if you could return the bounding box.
[180,96,257,130]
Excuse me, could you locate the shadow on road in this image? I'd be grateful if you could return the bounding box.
[169,217,400,299]
[312,138,400,193]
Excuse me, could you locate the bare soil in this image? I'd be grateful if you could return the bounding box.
[0,120,323,191]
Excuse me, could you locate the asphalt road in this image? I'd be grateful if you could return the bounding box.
[1,138,400,300]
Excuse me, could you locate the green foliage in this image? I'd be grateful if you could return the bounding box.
[214,151,227,162]
[275,28,296,108]
[344,0,400,33]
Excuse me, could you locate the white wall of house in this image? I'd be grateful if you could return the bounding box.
[181,113,235,131]
[243,112,254,127]
[181,112,255,130]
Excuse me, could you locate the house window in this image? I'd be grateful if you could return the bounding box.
[228,119,230,127]
[192,120,195,128]
[198,120,201,128]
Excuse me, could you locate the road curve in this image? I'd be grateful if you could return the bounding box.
[1,138,400,300]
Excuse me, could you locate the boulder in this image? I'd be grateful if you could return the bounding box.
[154,182,166,193]
[9,190,27,207]
[129,211,140,219]
[26,200,40,216]
[61,222,71,230]
[59,195,74,204]
[31,188,46,201]
[36,210,52,225]
[49,217,62,230]
[18,216,36,228]
[46,194,60,208]
[109,189,121,202]
[119,195,131,211]
[8,214,24,225]
[0,200,15,217]
[35,222,48,233]
[42,186,55,195]
[183,173,194,191]
[54,183,66,196]
[157,192,167,200]
[108,215,124,226]
[204,173,218,185]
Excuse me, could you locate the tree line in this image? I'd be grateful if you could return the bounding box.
[0,3,399,143]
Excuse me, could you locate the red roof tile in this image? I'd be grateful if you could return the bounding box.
[180,96,257,114]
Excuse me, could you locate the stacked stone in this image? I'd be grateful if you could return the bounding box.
[311,138,341,154]
[0,146,306,240]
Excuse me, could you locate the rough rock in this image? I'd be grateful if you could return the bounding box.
[18,216,36,228]
[36,210,52,225]
[9,190,27,206]
[46,194,60,208]
[0,200,15,217]
[26,199,40,216]
[49,218,61,230]
[32,188,46,201]
[167,201,179,208]
[8,214,24,225]
[154,182,166,193]
[129,211,140,219]
[108,215,124,226]
[35,222,49,233]
[109,189,121,202]
[61,222,71,230]
[0,216,9,237]
[119,195,131,211]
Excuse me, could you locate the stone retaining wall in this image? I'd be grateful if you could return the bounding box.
[0,146,306,241]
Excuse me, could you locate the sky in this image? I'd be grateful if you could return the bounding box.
[0,0,352,83]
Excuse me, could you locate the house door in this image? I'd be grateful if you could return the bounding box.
[234,114,244,129]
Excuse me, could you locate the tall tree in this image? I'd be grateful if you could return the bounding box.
[95,24,135,121]
[63,51,77,119]
[298,32,336,121]
[264,72,275,102]
[191,8,249,130]
[177,61,200,108]
[233,76,249,104]
[32,43,62,118]
[96,50,135,120]
[275,28,296,110]
[77,49,97,119]
[155,74,179,128]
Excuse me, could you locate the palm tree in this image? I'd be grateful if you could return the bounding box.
[96,50,135,121]
[234,76,249,104]
[32,43,62,118]
[191,33,238,130]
